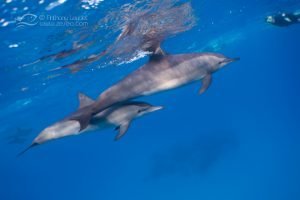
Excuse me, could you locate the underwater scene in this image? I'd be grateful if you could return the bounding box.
[1,0,300,199]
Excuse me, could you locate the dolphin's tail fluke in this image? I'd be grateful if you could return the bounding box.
[17,143,38,157]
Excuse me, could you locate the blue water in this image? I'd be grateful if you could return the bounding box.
[1,0,300,200]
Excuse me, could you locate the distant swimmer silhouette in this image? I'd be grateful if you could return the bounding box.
[266,11,300,27]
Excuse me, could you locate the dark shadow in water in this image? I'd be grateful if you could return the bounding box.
[2,128,32,145]
[149,131,238,179]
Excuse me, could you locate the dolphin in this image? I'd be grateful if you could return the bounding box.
[18,95,162,156]
[21,41,93,69]
[53,1,195,73]
[56,19,166,73]
[66,52,239,131]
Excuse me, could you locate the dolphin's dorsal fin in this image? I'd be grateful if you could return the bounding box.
[78,92,94,108]
[149,46,167,62]
[199,74,212,95]
[114,122,130,141]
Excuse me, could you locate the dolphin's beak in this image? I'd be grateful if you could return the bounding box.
[148,106,163,112]
[225,57,240,63]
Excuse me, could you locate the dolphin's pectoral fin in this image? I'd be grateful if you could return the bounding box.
[78,93,95,108]
[199,74,212,95]
[114,122,130,141]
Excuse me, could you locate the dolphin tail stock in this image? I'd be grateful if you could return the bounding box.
[17,143,38,157]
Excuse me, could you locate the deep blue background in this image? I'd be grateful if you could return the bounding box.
[1,0,300,200]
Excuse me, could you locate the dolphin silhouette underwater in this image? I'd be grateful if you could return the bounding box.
[49,1,195,73]
[65,51,239,131]
[18,95,162,156]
